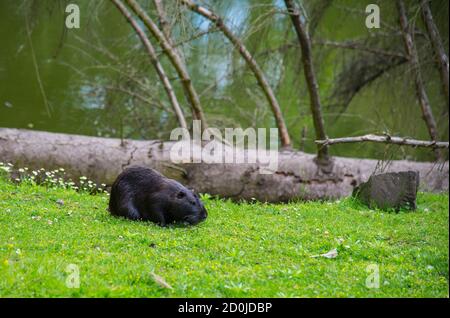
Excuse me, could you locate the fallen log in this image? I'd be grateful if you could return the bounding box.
[0,128,448,202]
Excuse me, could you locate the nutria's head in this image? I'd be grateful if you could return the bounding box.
[168,188,207,225]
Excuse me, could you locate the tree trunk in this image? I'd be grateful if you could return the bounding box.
[420,0,449,112]
[397,0,439,144]
[111,0,187,130]
[125,0,207,129]
[1,128,447,202]
[179,0,292,149]
[284,0,330,163]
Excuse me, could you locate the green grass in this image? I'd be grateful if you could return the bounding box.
[0,177,448,298]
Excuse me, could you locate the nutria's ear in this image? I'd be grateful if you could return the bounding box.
[189,188,199,197]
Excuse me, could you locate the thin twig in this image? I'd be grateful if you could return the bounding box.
[314,39,406,59]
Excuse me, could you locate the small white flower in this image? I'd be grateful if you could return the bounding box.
[0,166,11,172]
[15,249,21,255]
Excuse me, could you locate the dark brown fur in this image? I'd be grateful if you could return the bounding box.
[109,166,207,226]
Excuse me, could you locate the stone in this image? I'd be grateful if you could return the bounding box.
[352,171,420,211]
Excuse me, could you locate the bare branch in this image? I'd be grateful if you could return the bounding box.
[397,0,439,144]
[328,55,408,122]
[420,0,449,111]
[125,0,208,129]
[104,85,169,112]
[316,134,449,149]
[179,0,291,148]
[153,0,187,64]
[314,39,407,59]
[111,0,187,130]
[258,38,406,60]
[284,0,329,162]
[153,0,172,40]
[171,28,217,49]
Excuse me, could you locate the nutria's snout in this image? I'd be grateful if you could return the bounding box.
[186,205,208,225]
[184,214,206,225]
[200,205,208,220]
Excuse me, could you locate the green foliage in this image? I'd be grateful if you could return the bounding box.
[1,0,448,161]
[0,175,448,297]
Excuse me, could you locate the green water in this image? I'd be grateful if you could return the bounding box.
[0,1,128,136]
[0,0,448,161]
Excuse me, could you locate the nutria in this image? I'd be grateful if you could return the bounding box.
[108,166,207,226]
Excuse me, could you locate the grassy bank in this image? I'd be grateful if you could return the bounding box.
[0,177,448,297]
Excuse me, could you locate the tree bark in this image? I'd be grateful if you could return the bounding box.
[284,0,329,163]
[1,128,447,202]
[396,0,439,144]
[316,134,449,149]
[111,0,187,130]
[125,0,207,129]
[420,0,449,111]
[179,0,292,149]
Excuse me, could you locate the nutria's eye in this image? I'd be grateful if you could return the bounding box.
[176,191,186,199]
